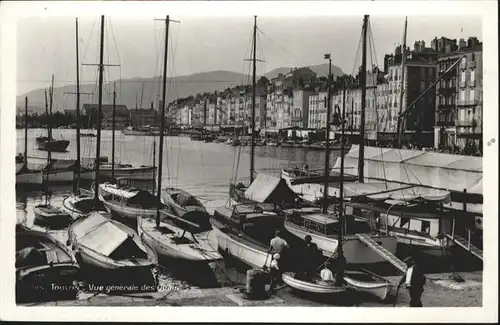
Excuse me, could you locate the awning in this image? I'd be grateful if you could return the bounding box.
[244,173,297,203]
[334,145,483,195]
[342,182,451,202]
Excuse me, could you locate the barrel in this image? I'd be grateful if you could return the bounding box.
[246,269,267,299]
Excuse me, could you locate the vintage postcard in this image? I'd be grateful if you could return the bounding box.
[0,0,497,322]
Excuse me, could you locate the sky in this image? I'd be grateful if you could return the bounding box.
[16,15,482,95]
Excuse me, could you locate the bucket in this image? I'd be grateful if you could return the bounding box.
[245,268,268,299]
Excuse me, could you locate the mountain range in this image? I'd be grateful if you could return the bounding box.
[17,63,344,115]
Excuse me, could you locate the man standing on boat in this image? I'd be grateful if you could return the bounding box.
[398,256,426,307]
[303,235,320,279]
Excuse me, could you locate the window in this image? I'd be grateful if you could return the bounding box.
[421,220,431,234]
[461,71,466,82]
[470,70,475,83]
[470,89,475,102]
[460,90,465,102]
[400,217,410,228]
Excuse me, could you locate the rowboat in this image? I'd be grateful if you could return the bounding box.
[137,212,221,263]
[97,163,156,181]
[281,272,347,294]
[68,211,158,272]
[98,182,163,220]
[33,204,73,229]
[162,187,207,217]
[61,193,110,220]
[16,224,80,302]
[343,269,393,301]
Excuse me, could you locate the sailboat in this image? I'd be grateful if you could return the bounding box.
[35,84,70,153]
[67,17,158,282]
[16,96,44,186]
[61,17,113,220]
[283,18,396,301]
[281,16,398,266]
[209,17,291,269]
[137,15,221,264]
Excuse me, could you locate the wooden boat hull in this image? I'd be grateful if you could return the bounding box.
[137,217,221,263]
[78,169,96,180]
[36,139,70,152]
[16,170,44,185]
[33,204,73,228]
[282,272,346,294]
[16,225,79,302]
[99,165,156,180]
[162,187,208,218]
[68,213,157,271]
[101,199,157,220]
[343,270,393,301]
[44,169,74,183]
[284,221,398,264]
[122,129,148,135]
[210,218,270,269]
[61,195,110,220]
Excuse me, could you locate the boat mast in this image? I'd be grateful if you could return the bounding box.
[358,15,368,184]
[48,75,54,165]
[250,15,257,184]
[336,78,348,285]
[24,97,28,164]
[156,15,171,227]
[94,15,105,203]
[396,17,408,149]
[74,18,81,193]
[322,53,332,214]
[112,82,116,180]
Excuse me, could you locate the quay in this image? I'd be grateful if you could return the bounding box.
[22,271,482,307]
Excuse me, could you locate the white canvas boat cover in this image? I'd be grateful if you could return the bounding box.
[333,145,483,195]
[75,212,129,257]
[100,183,141,199]
[342,182,451,202]
[244,173,297,203]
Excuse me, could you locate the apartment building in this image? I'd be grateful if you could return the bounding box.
[434,37,482,152]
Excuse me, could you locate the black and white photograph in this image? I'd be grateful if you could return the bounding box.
[0,1,497,322]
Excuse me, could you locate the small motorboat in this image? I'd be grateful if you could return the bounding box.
[68,211,158,272]
[98,181,163,220]
[343,269,393,301]
[137,212,221,263]
[16,224,80,303]
[33,203,73,229]
[162,187,208,218]
[281,272,347,294]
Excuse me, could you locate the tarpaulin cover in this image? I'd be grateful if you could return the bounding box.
[333,145,483,195]
[342,182,451,202]
[244,173,297,203]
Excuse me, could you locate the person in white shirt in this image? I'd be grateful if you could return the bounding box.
[320,261,335,283]
[269,253,281,292]
[398,256,426,307]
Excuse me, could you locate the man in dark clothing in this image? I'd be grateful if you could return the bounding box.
[303,235,320,279]
[398,256,426,307]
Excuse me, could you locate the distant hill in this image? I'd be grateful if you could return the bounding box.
[18,65,344,113]
[265,63,344,80]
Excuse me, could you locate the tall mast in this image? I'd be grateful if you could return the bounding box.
[112,83,116,180]
[358,15,368,183]
[336,79,348,285]
[48,75,54,165]
[94,15,105,203]
[396,17,408,149]
[74,18,81,193]
[322,53,332,214]
[250,15,257,184]
[24,97,28,163]
[156,15,171,228]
